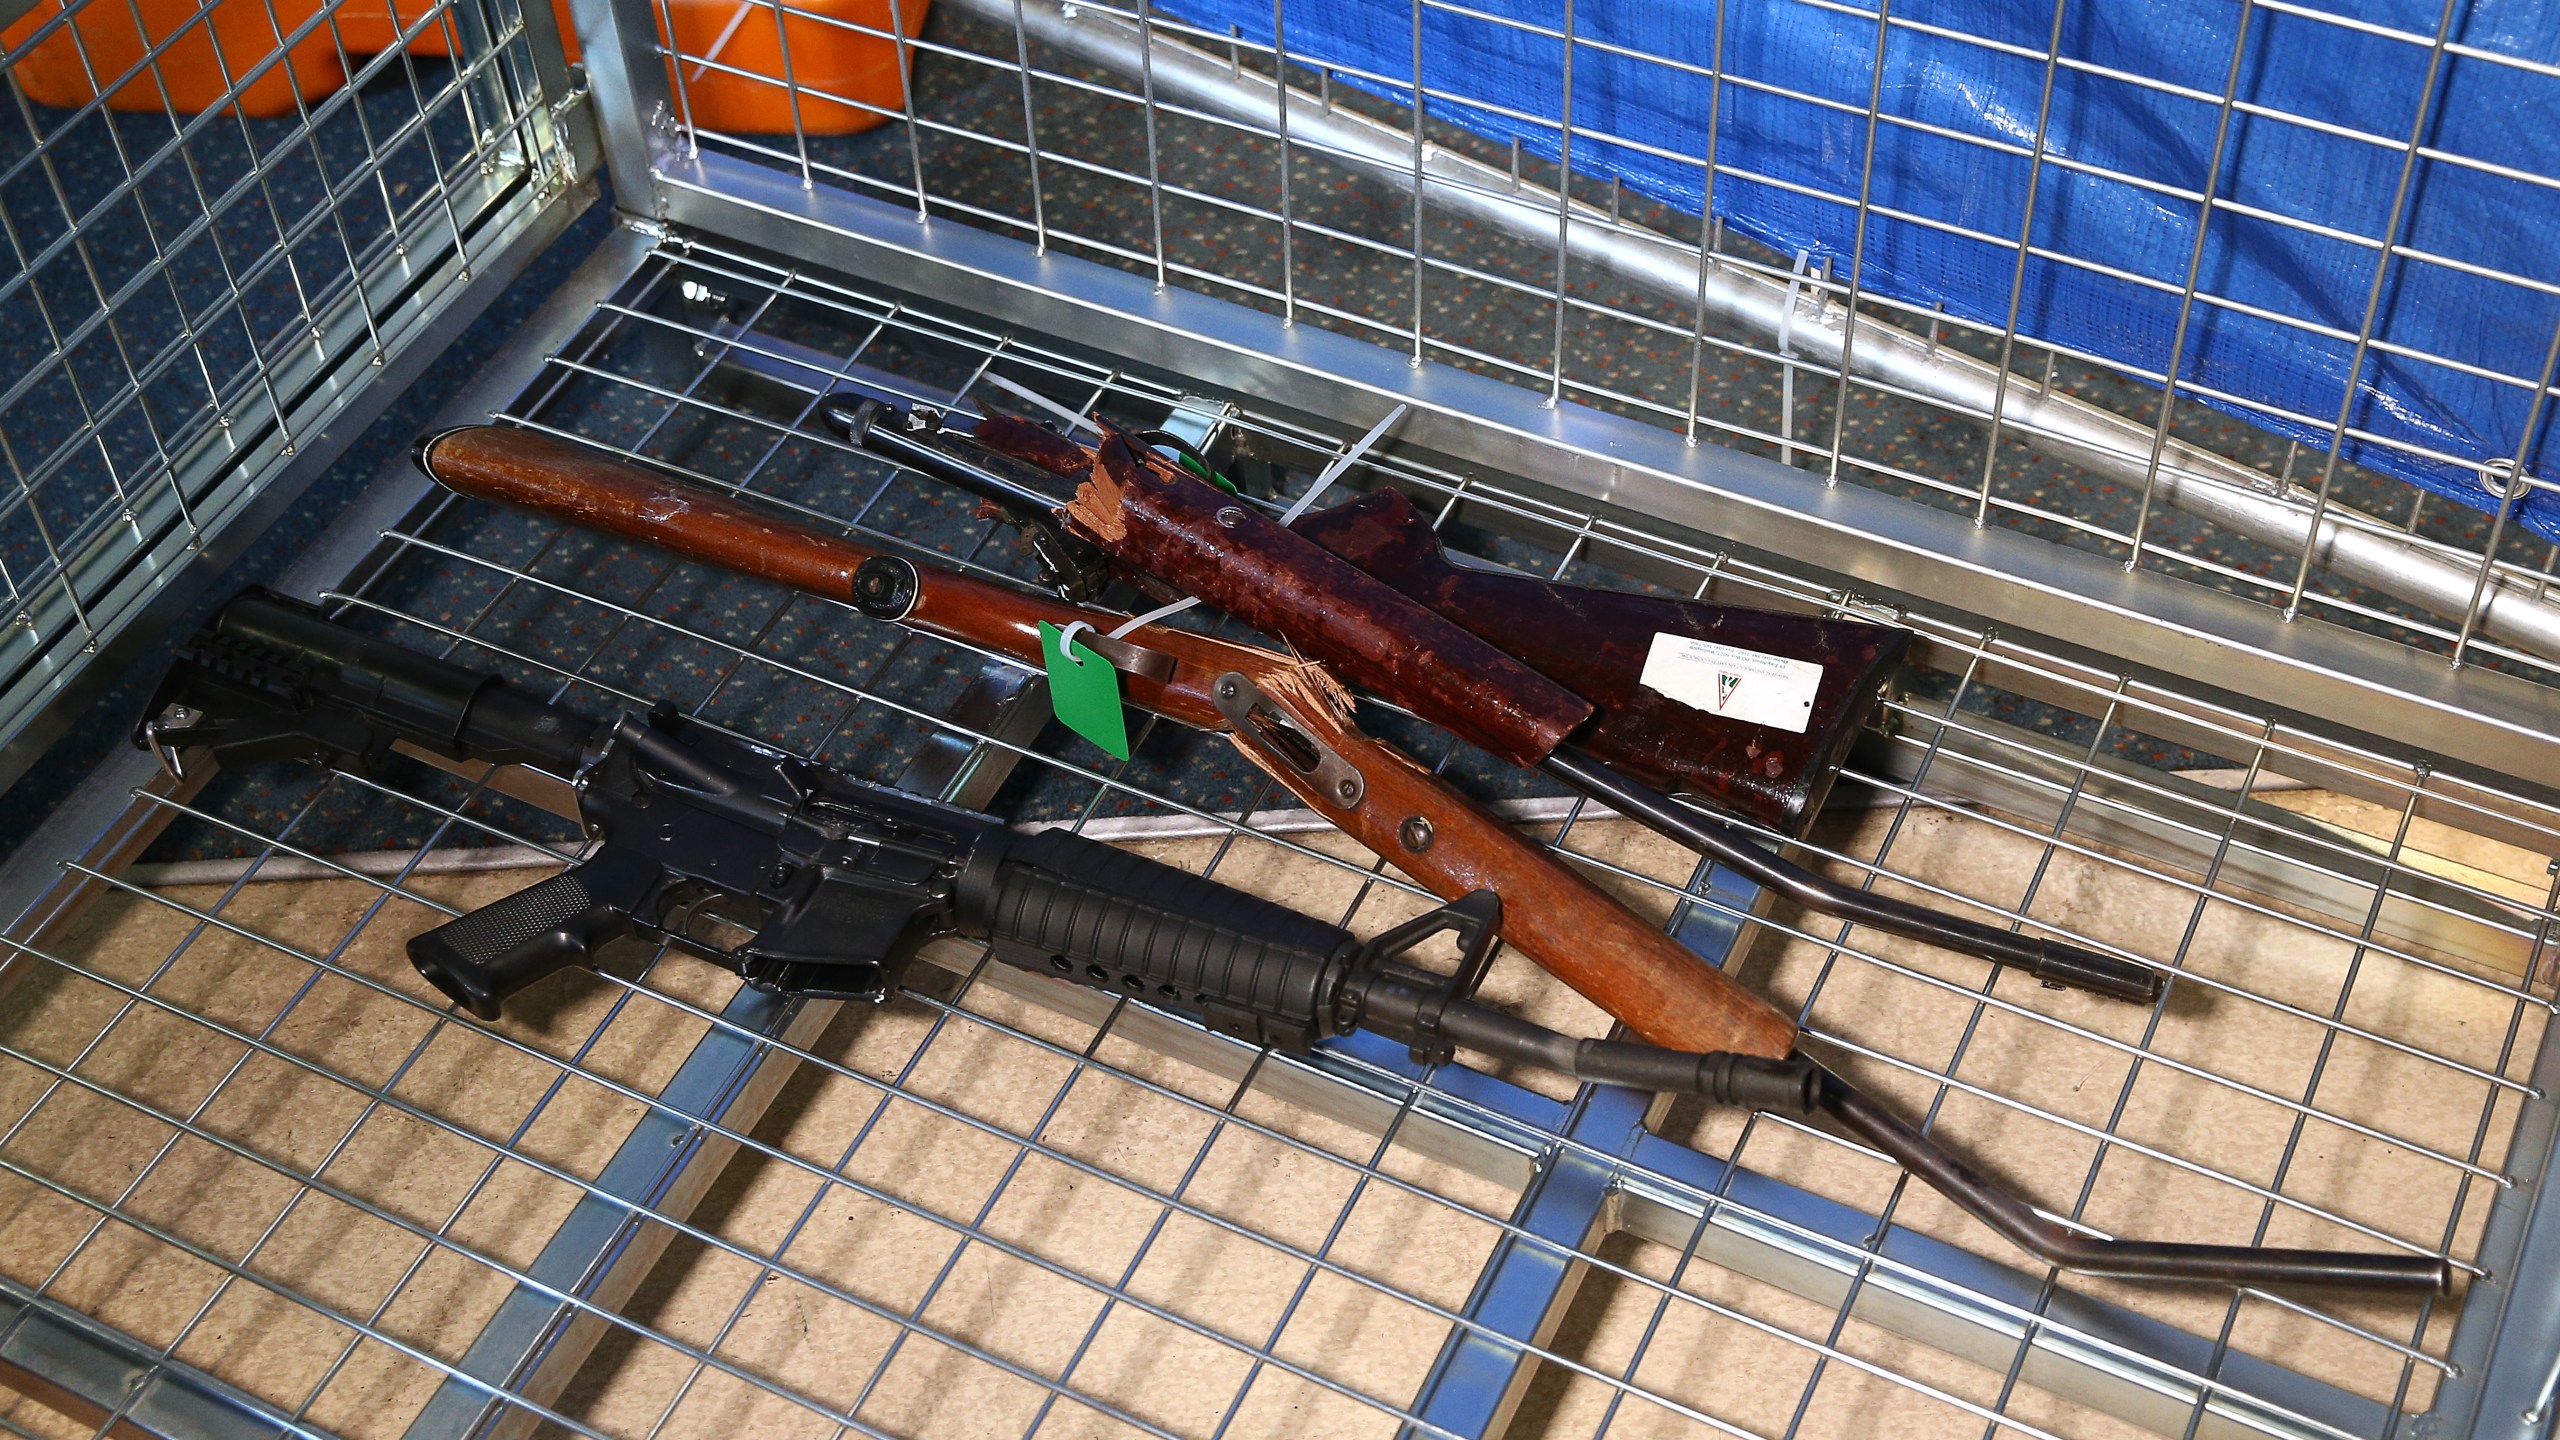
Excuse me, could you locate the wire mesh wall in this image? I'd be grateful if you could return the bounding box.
[0,0,584,772]
[610,0,2560,682]
[4,232,2555,1438]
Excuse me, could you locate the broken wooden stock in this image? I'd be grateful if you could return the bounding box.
[1294,486,1908,829]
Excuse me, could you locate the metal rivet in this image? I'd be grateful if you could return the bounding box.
[1215,506,1248,528]
[1398,816,1433,853]
[1334,777,1359,804]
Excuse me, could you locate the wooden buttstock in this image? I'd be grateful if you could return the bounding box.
[417,424,1799,1059]
[1294,488,1911,832]
[970,415,1908,833]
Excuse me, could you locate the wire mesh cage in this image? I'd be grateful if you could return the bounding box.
[620,0,2560,680]
[6,0,2560,1437]
[0,0,590,780]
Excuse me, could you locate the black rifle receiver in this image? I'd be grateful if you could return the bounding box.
[130,590,1819,1113]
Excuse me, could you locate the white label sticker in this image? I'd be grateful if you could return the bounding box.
[1638,633,1824,734]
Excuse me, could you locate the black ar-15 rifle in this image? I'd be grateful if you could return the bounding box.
[127,589,2454,1293]
[135,589,1818,1106]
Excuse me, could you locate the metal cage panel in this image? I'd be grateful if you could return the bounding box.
[7,0,2560,1436]
[611,0,2560,686]
[0,0,592,781]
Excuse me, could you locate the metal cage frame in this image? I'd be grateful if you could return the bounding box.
[6,0,2560,1436]
[0,0,598,784]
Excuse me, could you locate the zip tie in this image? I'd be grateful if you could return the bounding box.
[687,1,755,81]
[1108,595,1198,639]
[1054,619,1099,662]
[982,373,1100,436]
[1279,403,1409,526]
[1777,249,1811,357]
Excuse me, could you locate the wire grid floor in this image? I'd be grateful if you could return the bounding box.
[0,0,571,724]
[634,0,2560,679]
[0,230,2555,1439]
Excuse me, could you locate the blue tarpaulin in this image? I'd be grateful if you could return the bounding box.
[1155,0,2560,542]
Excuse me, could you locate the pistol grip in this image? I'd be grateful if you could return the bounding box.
[407,849,658,1019]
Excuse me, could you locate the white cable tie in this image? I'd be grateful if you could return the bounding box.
[982,372,1100,436]
[1053,619,1096,661]
[1777,249,1813,358]
[1279,402,1409,526]
[687,1,755,82]
[1107,595,1198,639]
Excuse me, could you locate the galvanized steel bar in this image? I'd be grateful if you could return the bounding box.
[1405,859,1770,1437]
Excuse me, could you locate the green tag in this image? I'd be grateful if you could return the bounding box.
[1174,449,1241,494]
[1040,622,1131,760]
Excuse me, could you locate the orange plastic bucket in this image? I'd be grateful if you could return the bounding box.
[3,0,924,132]
[4,0,346,118]
[644,0,928,136]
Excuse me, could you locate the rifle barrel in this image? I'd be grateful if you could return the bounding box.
[1818,1072,2451,1291]
[1545,746,2167,1004]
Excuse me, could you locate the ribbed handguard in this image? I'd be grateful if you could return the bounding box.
[965,829,1359,1051]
